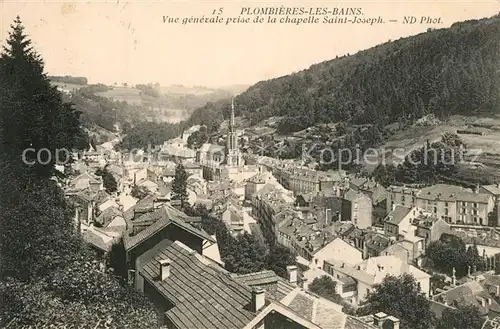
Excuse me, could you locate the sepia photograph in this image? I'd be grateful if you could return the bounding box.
[1,0,500,328]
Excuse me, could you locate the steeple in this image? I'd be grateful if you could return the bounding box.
[230,97,235,130]
[226,97,242,167]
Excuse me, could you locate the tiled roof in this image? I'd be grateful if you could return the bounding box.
[280,289,347,329]
[123,205,214,251]
[417,184,467,201]
[434,281,500,315]
[385,205,411,225]
[344,189,370,202]
[482,185,500,196]
[140,241,257,329]
[344,316,379,329]
[456,191,492,203]
[233,270,296,301]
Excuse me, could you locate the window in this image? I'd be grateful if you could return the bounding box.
[445,202,448,207]
[412,197,415,203]
[445,208,449,215]
[462,208,466,214]
[433,207,437,214]
[402,196,405,202]
[473,209,478,215]
[474,203,478,208]
[462,201,466,206]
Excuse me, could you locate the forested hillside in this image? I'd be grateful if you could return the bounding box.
[189,15,500,132]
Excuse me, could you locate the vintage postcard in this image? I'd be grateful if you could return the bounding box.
[1,0,500,328]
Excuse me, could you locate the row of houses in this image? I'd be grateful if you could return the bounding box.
[387,183,500,226]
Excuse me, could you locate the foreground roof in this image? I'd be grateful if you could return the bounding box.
[140,241,257,329]
[123,205,214,251]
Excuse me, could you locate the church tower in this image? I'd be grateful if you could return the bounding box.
[226,98,242,167]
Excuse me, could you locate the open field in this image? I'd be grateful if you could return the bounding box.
[159,85,219,96]
[96,87,143,105]
[363,115,500,174]
[51,82,85,92]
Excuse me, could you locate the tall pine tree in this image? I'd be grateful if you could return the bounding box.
[171,163,188,207]
[0,16,86,181]
[0,17,159,328]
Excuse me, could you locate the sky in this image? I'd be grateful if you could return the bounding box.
[0,0,499,88]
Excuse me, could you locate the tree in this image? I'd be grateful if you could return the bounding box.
[430,273,447,294]
[96,167,118,193]
[0,249,158,328]
[0,17,160,328]
[0,16,86,180]
[309,275,342,303]
[171,163,189,208]
[131,185,149,200]
[436,305,485,329]
[223,232,267,274]
[265,245,296,278]
[0,177,83,280]
[361,274,434,329]
[426,234,484,277]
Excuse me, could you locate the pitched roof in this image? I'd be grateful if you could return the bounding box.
[385,205,412,225]
[123,205,214,251]
[140,241,257,329]
[233,270,295,301]
[280,289,347,329]
[434,281,500,315]
[482,185,500,196]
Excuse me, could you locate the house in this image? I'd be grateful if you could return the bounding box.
[140,240,382,329]
[66,189,98,225]
[276,213,336,263]
[122,205,215,277]
[222,201,245,235]
[350,177,387,208]
[71,172,103,192]
[311,237,363,270]
[184,162,202,176]
[433,281,500,319]
[245,171,275,201]
[386,185,420,210]
[388,184,495,226]
[323,255,430,305]
[412,214,451,247]
[137,178,159,194]
[383,205,413,240]
[343,189,372,229]
[480,184,500,202]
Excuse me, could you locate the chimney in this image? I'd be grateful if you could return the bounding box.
[373,312,388,328]
[286,265,298,284]
[392,203,396,211]
[251,288,266,312]
[386,316,400,329]
[158,258,172,281]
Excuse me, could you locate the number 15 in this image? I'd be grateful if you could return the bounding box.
[212,8,223,15]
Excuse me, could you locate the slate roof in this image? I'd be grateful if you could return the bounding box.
[385,205,412,225]
[434,281,500,315]
[233,270,295,301]
[140,241,257,329]
[123,205,214,251]
[280,289,347,329]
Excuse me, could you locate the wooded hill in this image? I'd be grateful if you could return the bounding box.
[189,14,500,133]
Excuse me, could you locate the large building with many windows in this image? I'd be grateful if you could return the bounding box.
[387,184,494,226]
